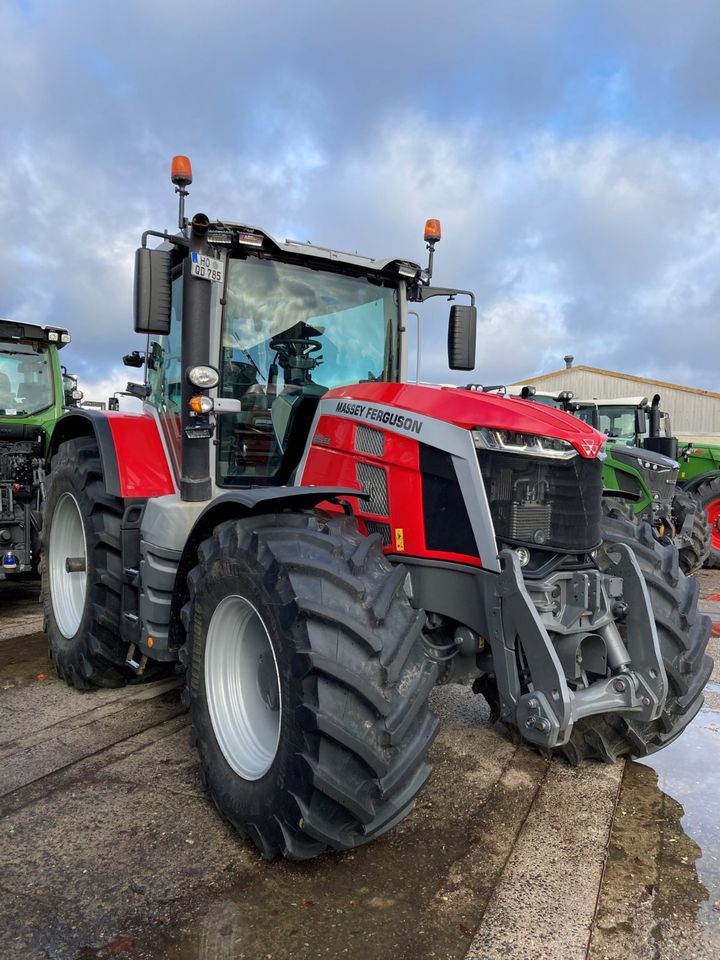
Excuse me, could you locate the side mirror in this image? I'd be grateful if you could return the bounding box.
[447,304,477,371]
[123,351,145,368]
[126,381,151,399]
[134,248,172,335]
[634,407,647,436]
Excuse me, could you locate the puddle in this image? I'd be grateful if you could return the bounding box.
[590,697,720,958]
[639,707,720,924]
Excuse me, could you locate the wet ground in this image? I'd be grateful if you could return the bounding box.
[0,571,719,960]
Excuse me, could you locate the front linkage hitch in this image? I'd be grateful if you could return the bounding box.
[484,547,668,749]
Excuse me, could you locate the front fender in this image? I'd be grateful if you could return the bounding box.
[190,486,367,542]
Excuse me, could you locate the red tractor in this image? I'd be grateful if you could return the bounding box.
[42,158,711,860]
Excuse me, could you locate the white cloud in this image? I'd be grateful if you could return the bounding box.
[2,0,720,401]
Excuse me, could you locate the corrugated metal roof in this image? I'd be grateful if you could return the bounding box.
[511,365,720,400]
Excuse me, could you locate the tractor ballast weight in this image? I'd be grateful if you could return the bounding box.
[42,159,712,860]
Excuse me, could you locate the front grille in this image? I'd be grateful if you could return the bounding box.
[364,520,392,546]
[355,425,385,457]
[0,484,12,519]
[356,461,389,515]
[476,449,602,552]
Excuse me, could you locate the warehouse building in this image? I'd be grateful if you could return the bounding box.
[511,357,720,435]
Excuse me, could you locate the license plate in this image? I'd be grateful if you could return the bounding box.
[190,252,225,284]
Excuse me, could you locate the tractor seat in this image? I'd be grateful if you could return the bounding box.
[17,383,48,408]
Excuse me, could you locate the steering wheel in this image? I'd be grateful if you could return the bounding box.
[271,338,323,358]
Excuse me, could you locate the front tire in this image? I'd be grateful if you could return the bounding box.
[41,437,128,689]
[673,487,711,575]
[560,505,712,763]
[182,512,439,860]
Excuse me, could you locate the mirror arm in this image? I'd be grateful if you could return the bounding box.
[141,229,190,250]
[413,285,476,306]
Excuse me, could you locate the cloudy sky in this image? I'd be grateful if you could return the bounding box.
[2,0,719,403]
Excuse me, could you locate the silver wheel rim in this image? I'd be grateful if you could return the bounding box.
[49,493,88,639]
[205,595,282,781]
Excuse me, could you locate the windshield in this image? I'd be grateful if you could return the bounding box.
[218,256,400,485]
[0,342,54,416]
[575,405,645,441]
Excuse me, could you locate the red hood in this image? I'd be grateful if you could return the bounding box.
[325,382,606,459]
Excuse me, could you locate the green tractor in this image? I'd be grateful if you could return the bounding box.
[567,395,714,572]
[0,318,74,576]
[512,389,710,574]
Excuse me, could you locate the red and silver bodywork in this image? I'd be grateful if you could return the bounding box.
[298,382,607,572]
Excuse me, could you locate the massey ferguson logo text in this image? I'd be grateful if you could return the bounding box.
[335,401,423,435]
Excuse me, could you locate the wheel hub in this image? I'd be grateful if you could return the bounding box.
[204,594,282,781]
[707,499,720,549]
[48,493,88,639]
[257,653,280,711]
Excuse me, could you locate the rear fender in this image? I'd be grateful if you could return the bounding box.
[48,410,175,498]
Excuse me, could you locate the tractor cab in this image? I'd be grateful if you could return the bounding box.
[570,395,676,457]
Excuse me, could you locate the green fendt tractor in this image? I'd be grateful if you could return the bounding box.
[512,389,710,574]
[567,395,714,572]
[0,318,74,576]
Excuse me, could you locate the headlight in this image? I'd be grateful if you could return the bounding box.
[639,459,672,473]
[472,427,577,459]
[187,365,219,389]
[47,330,59,342]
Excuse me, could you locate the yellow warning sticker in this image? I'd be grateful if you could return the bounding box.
[394,528,405,552]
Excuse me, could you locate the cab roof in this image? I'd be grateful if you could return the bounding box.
[572,396,648,408]
[0,318,70,348]
[202,220,423,279]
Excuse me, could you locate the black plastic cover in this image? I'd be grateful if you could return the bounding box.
[644,435,679,459]
[420,444,479,557]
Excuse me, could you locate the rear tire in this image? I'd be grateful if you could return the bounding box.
[695,477,720,568]
[673,487,711,575]
[41,437,128,689]
[558,503,712,764]
[181,512,439,860]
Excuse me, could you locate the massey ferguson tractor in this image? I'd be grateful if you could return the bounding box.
[42,158,712,860]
